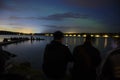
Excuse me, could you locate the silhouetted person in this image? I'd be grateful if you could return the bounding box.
[100,37,120,80]
[71,34,101,80]
[42,31,73,80]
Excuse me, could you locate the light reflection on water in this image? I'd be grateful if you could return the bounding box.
[0,35,113,70]
[104,38,108,48]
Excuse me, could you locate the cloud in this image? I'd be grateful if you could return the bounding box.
[9,23,24,26]
[44,25,84,28]
[9,16,25,20]
[12,27,25,29]
[43,25,81,32]
[41,12,88,21]
[43,25,104,33]
[44,25,61,28]
[8,12,88,21]
[8,16,38,20]
[64,0,119,7]
[9,16,24,20]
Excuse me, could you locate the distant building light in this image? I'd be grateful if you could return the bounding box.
[114,35,119,38]
[50,34,53,36]
[73,34,76,37]
[45,34,49,36]
[91,35,94,37]
[78,35,81,37]
[65,34,68,37]
[69,34,72,37]
[95,35,100,37]
[103,35,109,38]
[83,34,87,37]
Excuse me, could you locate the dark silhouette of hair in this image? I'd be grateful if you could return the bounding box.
[71,34,101,80]
[53,31,64,40]
[85,34,96,44]
[85,34,92,42]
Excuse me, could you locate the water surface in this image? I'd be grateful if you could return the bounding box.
[0,35,113,70]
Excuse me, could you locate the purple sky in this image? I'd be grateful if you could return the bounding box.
[0,0,120,33]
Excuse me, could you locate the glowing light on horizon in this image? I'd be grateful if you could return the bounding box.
[103,35,109,38]
[83,34,87,37]
[78,35,81,37]
[65,34,69,37]
[91,35,94,37]
[69,34,72,37]
[95,35,100,37]
[73,34,76,37]
[114,35,119,38]
[0,26,35,34]
[50,34,53,36]
[45,34,49,36]
[67,32,76,33]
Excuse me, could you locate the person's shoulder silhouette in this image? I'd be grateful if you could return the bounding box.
[71,34,101,80]
[42,31,72,79]
[100,37,120,80]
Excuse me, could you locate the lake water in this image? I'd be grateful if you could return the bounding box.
[0,35,113,70]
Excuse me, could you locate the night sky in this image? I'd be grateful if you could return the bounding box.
[0,0,120,33]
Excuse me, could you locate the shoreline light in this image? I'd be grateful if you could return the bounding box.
[65,34,69,37]
[69,34,72,37]
[77,35,81,37]
[91,35,94,37]
[73,34,76,37]
[114,35,119,38]
[103,35,109,38]
[50,34,53,36]
[45,34,49,36]
[95,35,100,38]
[83,34,87,37]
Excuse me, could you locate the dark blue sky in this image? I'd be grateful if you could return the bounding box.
[0,0,120,33]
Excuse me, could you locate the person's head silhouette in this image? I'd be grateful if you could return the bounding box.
[86,34,91,40]
[85,34,95,45]
[53,31,64,43]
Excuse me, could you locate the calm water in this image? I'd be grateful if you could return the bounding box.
[0,35,113,70]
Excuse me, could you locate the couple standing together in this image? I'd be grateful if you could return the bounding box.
[42,31,101,80]
[43,31,120,80]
